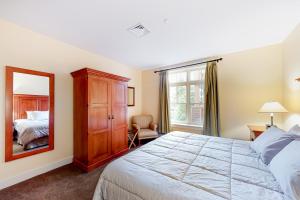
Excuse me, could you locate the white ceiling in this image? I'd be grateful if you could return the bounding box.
[1,0,300,69]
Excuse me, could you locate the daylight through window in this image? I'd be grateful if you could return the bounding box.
[168,65,206,126]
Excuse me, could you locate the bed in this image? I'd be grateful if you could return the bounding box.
[14,119,49,150]
[93,131,285,200]
[12,94,50,151]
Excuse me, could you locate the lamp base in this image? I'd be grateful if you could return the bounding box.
[265,124,277,129]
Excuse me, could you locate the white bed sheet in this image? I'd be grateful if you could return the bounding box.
[93,131,284,200]
[14,119,49,146]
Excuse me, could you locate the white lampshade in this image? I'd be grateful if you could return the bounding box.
[258,101,288,113]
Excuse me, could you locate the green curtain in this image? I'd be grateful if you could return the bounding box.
[158,71,170,133]
[203,61,220,137]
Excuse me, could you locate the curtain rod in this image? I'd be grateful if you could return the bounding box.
[154,58,223,73]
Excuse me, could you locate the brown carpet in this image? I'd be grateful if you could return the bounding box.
[0,164,105,200]
[0,144,144,200]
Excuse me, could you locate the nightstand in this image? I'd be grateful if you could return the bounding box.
[247,125,266,141]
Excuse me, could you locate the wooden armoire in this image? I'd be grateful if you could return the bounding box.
[71,68,129,172]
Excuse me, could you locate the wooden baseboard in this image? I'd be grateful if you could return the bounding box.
[73,148,129,172]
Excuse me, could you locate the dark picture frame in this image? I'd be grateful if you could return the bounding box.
[128,87,135,106]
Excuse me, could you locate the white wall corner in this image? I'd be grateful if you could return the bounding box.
[0,156,73,190]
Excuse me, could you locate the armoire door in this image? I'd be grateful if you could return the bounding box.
[111,80,128,154]
[87,76,112,163]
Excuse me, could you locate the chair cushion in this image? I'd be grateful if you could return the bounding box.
[138,129,158,139]
[132,115,153,129]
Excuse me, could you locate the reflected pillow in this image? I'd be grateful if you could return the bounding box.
[31,111,49,120]
[269,139,300,200]
[288,124,300,136]
[26,111,34,120]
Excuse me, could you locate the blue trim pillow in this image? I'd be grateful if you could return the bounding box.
[250,127,296,165]
[269,139,300,200]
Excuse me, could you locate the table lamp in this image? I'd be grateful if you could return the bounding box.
[258,101,288,128]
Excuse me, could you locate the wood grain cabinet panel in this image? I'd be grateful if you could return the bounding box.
[112,127,127,154]
[71,68,130,172]
[88,76,109,105]
[111,81,128,154]
[89,132,111,162]
[88,107,109,132]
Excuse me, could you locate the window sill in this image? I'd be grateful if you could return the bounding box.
[171,123,203,129]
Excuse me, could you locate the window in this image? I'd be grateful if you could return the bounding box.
[168,65,205,126]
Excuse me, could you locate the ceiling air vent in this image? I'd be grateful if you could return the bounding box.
[127,23,150,38]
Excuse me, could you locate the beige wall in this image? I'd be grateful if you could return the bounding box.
[0,19,142,181]
[141,44,284,140]
[282,25,300,129]
[141,70,159,122]
[219,44,283,140]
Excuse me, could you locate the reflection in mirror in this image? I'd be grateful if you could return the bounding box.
[12,72,50,155]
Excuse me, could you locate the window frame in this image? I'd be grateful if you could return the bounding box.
[168,65,206,127]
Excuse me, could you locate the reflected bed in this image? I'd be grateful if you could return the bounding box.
[14,119,49,147]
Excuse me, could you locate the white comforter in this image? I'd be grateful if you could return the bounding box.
[93,131,285,200]
[14,119,49,146]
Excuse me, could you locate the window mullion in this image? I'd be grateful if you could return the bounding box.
[187,77,190,125]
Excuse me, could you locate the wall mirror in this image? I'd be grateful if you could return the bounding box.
[128,87,135,106]
[5,66,55,162]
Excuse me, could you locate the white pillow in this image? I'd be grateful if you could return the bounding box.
[269,139,300,200]
[26,111,34,120]
[31,111,49,120]
[250,127,286,154]
[288,125,300,136]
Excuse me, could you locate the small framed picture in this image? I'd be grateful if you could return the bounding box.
[128,87,135,106]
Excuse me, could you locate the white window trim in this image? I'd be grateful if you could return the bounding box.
[168,65,206,127]
[171,123,203,129]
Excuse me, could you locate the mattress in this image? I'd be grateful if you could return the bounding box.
[93,131,285,200]
[14,119,49,146]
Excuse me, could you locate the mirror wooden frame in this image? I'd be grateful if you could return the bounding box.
[5,66,55,162]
